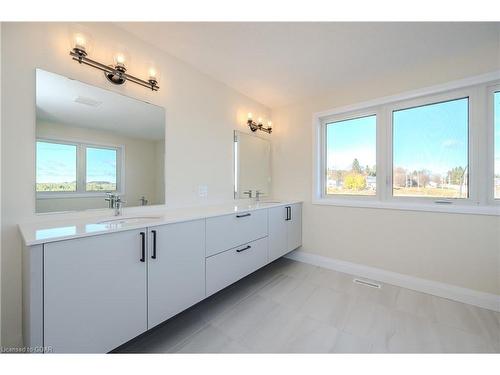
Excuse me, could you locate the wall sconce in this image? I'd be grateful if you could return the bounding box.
[247,113,272,134]
[69,34,160,92]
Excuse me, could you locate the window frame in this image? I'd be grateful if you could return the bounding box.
[36,137,124,199]
[35,139,79,194]
[385,89,477,206]
[488,84,500,205]
[319,109,380,202]
[312,73,500,215]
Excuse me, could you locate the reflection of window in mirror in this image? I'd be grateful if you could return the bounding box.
[85,146,119,192]
[36,139,123,196]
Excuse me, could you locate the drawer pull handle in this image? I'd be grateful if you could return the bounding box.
[236,213,251,218]
[236,245,252,253]
[140,232,146,262]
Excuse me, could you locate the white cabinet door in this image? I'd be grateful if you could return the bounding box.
[268,206,288,262]
[147,220,206,329]
[44,229,148,353]
[287,203,302,252]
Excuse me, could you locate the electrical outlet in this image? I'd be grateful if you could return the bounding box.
[198,184,208,198]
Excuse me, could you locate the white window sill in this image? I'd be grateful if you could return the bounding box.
[312,198,500,216]
[37,192,122,199]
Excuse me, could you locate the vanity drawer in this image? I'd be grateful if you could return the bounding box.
[206,236,268,296]
[205,209,268,257]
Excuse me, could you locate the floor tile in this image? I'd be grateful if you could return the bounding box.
[118,308,207,353]
[299,286,354,328]
[115,258,499,354]
[211,293,280,341]
[432,296,488,337]
[395,288,437,321]
[173,325,250,353]
[332,332,372,353]
[385,310,443,353]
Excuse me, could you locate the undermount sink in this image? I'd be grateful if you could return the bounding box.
[97,216,162,225]
[255,201,282,205]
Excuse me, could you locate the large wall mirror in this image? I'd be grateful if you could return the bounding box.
[234,130,271,199]
[35,69,165,213]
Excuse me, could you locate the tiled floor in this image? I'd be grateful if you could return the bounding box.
[115,258,500,353]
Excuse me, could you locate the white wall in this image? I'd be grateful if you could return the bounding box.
[0,22,270,347]
[271,50,500,297]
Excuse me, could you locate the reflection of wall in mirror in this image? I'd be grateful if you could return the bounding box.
[238,133,271,198]
[36,121,165,212]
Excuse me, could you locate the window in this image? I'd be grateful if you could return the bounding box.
[36,141,77,192]
[36,139,122,196]
[494,91,500,200]
[313,75,500,215]
[325,115,376,196]
[86,147,118,191]
[392,98,469,199]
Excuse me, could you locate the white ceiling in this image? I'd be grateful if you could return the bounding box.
[36,69,165,140]
[117,22,500,108]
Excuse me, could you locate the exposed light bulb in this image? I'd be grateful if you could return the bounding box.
[115,54,126,65]
[148,68,157,81]
[247,112,253,121]
[267,120,272,128]
[74,33,87,52]
[258,117,263,125]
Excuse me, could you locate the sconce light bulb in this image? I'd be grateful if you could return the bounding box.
[268,121,272,128]
[258,117,263,125]
[247,112,253,121]
[115,54,126,65]
[148,68,157,80]
[74,34,87,51]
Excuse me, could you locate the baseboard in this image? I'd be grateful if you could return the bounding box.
[285,250,500,312]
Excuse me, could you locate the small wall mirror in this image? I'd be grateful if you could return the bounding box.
[35,69,165,213]
[234,130,271,199]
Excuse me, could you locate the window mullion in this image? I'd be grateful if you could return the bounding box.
[77,145,86,194]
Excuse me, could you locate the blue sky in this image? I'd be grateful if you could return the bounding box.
[326,115,376,171]
[36,142,116,183]
[36,142,76,183]
[393,98,468,175]
[326,98,469,175]
[86,147,117,183]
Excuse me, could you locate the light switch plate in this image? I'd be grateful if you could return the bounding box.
[198,184,208,198]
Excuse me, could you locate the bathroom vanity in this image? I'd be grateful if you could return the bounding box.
[20,201,302,353]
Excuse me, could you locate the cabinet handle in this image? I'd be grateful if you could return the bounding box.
[236,213,251,218]
[140,232,146,262]
[151,230,157,259]
[286,206,291,221]
[236,245,252,253]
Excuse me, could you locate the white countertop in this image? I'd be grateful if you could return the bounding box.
[19,201,302,246]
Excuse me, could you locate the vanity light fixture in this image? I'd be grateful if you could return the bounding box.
[69,34,159,92]
[247,113,272,134]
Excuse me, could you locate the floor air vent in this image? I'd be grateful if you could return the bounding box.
[353,278,381,289]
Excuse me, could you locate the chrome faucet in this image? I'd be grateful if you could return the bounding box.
[140,196,148,206]
[114,196,126,216]
[105,193,126,215]
[243,190,253,198]
[255,190,263,201]
[105,192,116,208]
